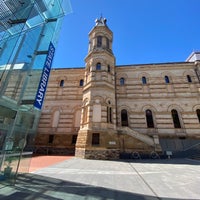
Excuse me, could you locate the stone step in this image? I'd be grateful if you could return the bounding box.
[118,127,155,146]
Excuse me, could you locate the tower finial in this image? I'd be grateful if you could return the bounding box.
[95,14,107,26]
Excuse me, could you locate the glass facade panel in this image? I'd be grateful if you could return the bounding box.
[0,36,19,66]
[0,0,72,184]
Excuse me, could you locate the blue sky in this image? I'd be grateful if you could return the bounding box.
[52,0,200,68]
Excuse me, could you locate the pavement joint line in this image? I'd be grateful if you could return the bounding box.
[128,161,161,200]
[34,170,161,175]
[15,184,101,188]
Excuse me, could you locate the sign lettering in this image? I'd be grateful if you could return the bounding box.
[34,42,55,110]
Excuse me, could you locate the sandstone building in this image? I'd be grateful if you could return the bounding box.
[35,17,200,159]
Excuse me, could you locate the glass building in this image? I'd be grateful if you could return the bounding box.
[0,0,71,183]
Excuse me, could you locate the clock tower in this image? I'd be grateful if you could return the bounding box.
[75,17,119,159]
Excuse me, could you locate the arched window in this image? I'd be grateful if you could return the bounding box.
[97,36,102,47]
[146,109,154,128]
[107,65,111,72]
[120,77,125,86]
[171,109,181,128]
[60,80,64,87]
[107,101,112,123]
[196,109,200,123]
[187,75,192,83]
[106,37,109,49]
[96,62,101,70]
[88,40,91,52]
[121,109,128,126]
[107,107,112,123]
[142,76,147,84]
[165,76,170,83]
[79,79,84,86]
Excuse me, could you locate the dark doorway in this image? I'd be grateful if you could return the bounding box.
[121,109,128,126]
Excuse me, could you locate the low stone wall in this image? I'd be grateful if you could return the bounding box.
[75,148,120,160]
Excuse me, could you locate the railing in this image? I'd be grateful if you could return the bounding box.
[117,126,155,146]
[183,142,200,151]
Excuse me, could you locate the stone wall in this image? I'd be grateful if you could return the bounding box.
[76,148,120,160]
[35,62,200,157]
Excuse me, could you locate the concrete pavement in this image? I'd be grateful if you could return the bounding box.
[0,157,200,199]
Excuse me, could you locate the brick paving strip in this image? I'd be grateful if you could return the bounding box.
[28,155,73,172]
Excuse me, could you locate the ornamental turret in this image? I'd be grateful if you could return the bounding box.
[75,17,119,159]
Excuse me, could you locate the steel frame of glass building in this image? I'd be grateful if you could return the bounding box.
[0,0,71,183]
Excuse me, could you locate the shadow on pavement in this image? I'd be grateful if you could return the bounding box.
[0,173,193,200]
[121,158,200,166]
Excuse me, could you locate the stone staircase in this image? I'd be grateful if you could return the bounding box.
[117,126,162,151]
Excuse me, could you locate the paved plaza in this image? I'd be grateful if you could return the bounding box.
[0,157,200,199]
